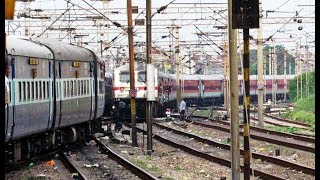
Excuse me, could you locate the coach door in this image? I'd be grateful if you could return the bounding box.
[54,62,62,129]
[47,60,54,130]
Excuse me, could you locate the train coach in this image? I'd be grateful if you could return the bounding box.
[5,36,109,163]
[158,73,295,109]
[112,62,295,119]
[158,73,224,107]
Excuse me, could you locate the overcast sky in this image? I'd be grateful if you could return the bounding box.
[7,0,315,56]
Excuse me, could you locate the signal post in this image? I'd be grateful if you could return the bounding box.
[126,0,138,147]
[232,0,260,179]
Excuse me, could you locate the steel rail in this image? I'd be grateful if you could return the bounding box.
[93,137,158,180]
[263,113,312,128]
[188,118,314,153]
[186,114,315,144]
[58,151,88,180]
[153,122,315,176]
[125,123,286,180]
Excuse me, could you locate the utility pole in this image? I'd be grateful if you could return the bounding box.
[305,45,309,98]
[175,26,182,109]
[264,61,267,102]
[257,0,264,127]
[272,47,277,106]
[223,38,229,117]
[299,39,302,99]
[228,0,240,178]
[146,0,154,155]
[126,0,138,147]
[24,1,30,36]
[189,50,192,74]
[284,52,287,101]
[168,25,182,109]
[270,47,274,103]
[269,48,272,76]
[295,41,299,99]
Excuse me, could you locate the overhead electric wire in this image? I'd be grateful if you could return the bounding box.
[80,0,125,30]
[273,0,291,11]
[38,5,74,37]
[194,25,223,53]
[264,8,304,43]
[151,0,176,18]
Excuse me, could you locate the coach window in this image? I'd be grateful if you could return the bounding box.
[44,82,47,99]
[74,80,78,97]
[31,82,35,101]
[120,71,130,83]
[18,82,22,102]
[83,80,85,95]
[71,81,74,97]
[78,80,81,96]
[79,80,82,96]
[35,82,38,100]
[137,72,146,82]
[26,82,30,101]
[39,81,42,100]
[63,81,66,98]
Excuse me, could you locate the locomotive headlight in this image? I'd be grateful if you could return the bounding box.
[112,105,115,109]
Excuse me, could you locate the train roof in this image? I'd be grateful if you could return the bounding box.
[29,37,95,62]
[114,62,148,72]
[159,73,224,80]
[238,74,296,80]
[6,36,53,59]
[159,73,295,81]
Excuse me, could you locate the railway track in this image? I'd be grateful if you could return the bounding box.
[173,115,314,153]
[263,113,312,129]
[58,151,88,180]
[153,122,315,176]
[5,151,59,173]
[93,137,158,180]
[124,123,300,180]
[5,149,88,180]
[201,106,313,129]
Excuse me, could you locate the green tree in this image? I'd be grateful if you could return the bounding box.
[289,71,315,101]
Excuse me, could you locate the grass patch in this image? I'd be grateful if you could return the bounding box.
[193,109,210,116]
[265,125,309,134]
[174,166,183,171]
[134,159,160,172]
[284,94,315,128]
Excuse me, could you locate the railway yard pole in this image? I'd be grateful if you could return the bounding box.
[295,42,299,99]
[243,27,251,180]
[223,39,230,117]
[257,0,264,127]
[174,26,182,110]
[299,39,302,99]
[126,0,138,147]
[284,52,287,101]
[146,0,154,155]
[272,47,277,106]
[305,45,309,98]
[228,0,240,179]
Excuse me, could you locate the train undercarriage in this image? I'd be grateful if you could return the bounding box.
[5,119,103,164]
